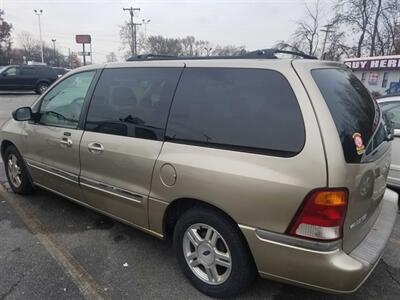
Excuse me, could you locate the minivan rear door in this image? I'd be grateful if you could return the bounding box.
[292,60,391,253]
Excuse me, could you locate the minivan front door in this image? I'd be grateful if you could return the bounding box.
[80,65,184,228]
[24,71,97,201]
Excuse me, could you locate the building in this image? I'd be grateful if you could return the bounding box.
[344,55,400,96]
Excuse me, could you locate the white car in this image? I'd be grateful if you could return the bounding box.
[378,95,400,188]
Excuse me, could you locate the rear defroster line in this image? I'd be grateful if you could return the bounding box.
[0,184,109,300]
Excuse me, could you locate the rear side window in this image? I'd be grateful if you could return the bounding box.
[166,68,305,156]
[312,68,380,163]
[85,68,182,141]
[21,67,37,76]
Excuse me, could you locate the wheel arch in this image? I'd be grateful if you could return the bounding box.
[163,197,245,242]
[1,140,15,160]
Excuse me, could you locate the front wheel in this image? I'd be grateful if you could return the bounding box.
[4,145,34,194]
[36,82,49,94]
[173,206,256,298]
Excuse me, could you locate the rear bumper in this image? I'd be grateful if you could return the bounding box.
[240,188,398,293]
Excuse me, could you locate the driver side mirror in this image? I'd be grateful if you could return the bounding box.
[12,107,33,121]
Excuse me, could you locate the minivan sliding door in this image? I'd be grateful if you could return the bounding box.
[80,65,184,228]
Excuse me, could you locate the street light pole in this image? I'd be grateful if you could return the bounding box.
[51,38,56,66]
[34,9,44,63]
[142,19,151,40]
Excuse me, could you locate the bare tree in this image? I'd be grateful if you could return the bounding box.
[18,31,41,61]
[106,52,118,62]
[291,0,321,56]
[370,0,383,56]
[335,0,376,57]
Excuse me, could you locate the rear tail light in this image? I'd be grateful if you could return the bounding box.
[287,188,348,241]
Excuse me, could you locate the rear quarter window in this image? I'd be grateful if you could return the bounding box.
[166,68,305,156]
[312,68,380,163]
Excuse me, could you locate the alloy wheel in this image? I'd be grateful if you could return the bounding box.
[7,154,22,188]
[183,223,232,285]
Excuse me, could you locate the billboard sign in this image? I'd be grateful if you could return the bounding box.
[75,34,91,44]
[344,56,400,71]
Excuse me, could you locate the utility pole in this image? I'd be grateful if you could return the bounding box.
[51,38,56,66]
[320,24,335,60]
[34,9,44,63]
[123,6,141,56]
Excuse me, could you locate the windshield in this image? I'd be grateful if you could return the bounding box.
[312,68,381,163]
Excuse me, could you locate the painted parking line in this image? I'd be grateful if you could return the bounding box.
[0,185,109,300]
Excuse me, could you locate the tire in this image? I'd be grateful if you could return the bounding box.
[173,206,256,298]
[3,145,34,195]
[36,82,49,95]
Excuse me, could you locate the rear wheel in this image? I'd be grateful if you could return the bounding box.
[173,206,256,298]
[36,82,49,94]
[4,145,34,194]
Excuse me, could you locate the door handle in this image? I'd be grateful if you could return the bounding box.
[88,142,104,154]
[59,137,73,148]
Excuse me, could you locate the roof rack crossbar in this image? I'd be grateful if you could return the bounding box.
[245,49,317,59]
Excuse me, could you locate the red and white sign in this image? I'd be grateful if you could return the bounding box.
[75,34,91,44]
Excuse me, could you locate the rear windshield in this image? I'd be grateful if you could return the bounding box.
[312,68,380,163]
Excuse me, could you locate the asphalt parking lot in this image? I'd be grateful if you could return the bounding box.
[1,93,400,299]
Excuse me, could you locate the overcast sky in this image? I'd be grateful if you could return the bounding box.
[1,0,334,63]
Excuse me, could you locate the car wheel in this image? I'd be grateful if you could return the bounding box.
[4,145,34,194]
[36,82,49,94]
[173,206,256,298]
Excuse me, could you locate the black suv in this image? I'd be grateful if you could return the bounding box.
[0,65,58,94]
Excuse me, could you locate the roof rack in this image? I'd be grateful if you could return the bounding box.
[245,49,317,59]
[126,48,318,61]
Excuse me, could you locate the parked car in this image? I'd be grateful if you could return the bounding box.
[53,67,70,78]
[0,65,58,94]
[0,50,398,298]
[377,95,400,188]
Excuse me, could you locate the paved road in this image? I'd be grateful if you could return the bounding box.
[1,93,400,299]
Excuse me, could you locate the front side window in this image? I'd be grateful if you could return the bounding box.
[39,71,96,128]
[380,101,400,130]
[3,67,18,76]
[85,68,182,141]
[166,68,305,156]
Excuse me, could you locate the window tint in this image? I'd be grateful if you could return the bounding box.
[21,67,37,76]
[166,68,305,156]
[312,68,380,163]
[380,101,400,129]
[39,71,96,128]
[85,68,182,140]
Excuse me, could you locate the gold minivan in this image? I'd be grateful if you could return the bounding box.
[1,50,398,298]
